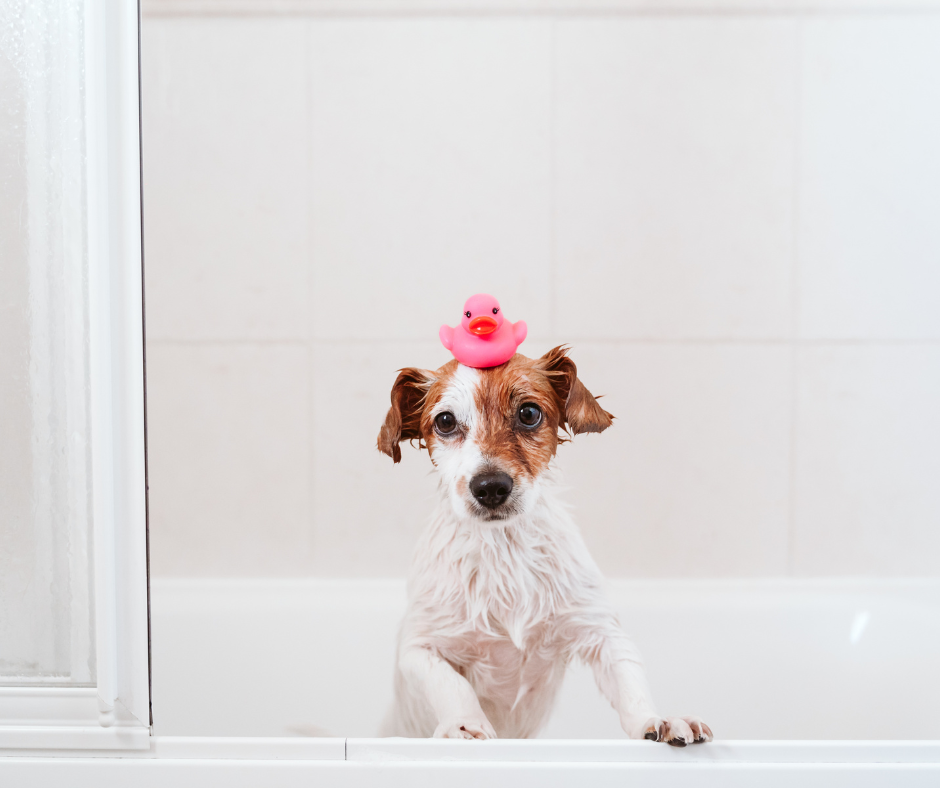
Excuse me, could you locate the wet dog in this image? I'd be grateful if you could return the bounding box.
[377,347,711,745]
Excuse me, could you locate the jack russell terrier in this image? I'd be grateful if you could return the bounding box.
[376,346,711,745]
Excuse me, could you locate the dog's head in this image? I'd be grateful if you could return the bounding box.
[377,347,613,523]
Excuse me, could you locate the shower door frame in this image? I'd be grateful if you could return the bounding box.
[0,0,151,752]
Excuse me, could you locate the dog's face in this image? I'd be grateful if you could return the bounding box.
[377,347,613,524]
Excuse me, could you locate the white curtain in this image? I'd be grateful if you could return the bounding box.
[0,0,95,685]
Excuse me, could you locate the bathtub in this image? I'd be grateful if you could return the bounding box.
[3,578,938,785]
[25,576,908,786]
[150,577,940,741]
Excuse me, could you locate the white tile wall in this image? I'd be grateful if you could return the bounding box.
[147,343,310,575]
[555,18,798,340]
[142,20,308,341]
[558,344,791,577]
[307,19,553,341]
[793,346,940,575]
[142,11,940,579]
[798,17,940,340]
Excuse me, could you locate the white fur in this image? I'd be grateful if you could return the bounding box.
[381,366,710,744]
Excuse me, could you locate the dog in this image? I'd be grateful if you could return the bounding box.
[376,346,711,745]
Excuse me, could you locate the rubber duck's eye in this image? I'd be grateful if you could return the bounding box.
[492,307,499,315]
[435,411,457,435]
[517,403,542,429]
[464,311,471,318]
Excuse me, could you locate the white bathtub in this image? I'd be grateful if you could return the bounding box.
[82,576,937,787]
[150,577,940,741]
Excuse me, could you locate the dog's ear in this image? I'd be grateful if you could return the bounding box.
[537,346,614,435]
[377,367,434,463]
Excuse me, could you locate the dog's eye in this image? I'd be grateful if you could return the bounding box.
[435,412,457,435]
[464,311,471,318]
[517,403,542,428]
[492,307,499,315]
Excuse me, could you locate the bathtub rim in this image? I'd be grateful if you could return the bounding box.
[1,736,939,762]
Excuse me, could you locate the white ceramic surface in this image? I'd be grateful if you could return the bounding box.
[798,16,940,340]
[140,11,940,580]
[142,19,309,341]
[555,18,798,340]
[793,345,940,575]
[307,19,553,342]
[562,342,792,577]
[147,344,311,575]
[150,578,940,741]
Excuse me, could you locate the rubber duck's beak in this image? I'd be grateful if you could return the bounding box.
[468,316,498,336]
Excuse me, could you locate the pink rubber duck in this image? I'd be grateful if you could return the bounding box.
[439,294,527,368]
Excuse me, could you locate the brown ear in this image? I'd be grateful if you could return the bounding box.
[377,368,434,463]
[537,346,614,435]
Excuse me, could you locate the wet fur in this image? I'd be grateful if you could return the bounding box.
[377,347,711,745]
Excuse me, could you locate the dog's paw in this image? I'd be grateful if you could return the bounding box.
[433,716,497,740]
[639,716,713,746]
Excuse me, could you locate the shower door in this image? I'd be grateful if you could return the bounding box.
[0,0,150,750]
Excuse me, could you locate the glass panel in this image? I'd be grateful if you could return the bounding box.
[0,0,95,685]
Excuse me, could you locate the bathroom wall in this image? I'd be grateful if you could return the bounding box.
[140,1,940,578]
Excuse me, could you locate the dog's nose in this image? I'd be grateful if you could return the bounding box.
[469,472,513,509]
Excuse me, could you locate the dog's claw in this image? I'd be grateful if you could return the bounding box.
[659,721,688,746]
[636,716,709,746]
[684,717,713,744]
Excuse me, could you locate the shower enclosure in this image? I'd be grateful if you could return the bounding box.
[0,0,149,749]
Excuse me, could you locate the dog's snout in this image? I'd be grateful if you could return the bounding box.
[469,472,514,509]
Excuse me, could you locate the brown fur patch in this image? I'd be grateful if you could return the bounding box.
[376,348,613,464]
[471,355,563,483]
[376,367,436,463]
[534,346,614,435]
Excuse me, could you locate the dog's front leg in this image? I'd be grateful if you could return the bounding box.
[571,610,713,746]
[399,645,497,740]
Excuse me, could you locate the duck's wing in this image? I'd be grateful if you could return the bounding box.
[439,324,455,351]
[512,320,527,345]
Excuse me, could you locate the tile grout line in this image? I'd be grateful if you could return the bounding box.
[304,17,318,570]
[548,15,557,338]
[786,17,804,578]
[141,4,940,21]
[145,337,940,347]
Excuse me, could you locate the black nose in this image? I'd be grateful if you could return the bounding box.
[469,472,514,509]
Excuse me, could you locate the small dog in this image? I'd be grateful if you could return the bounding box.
[377,347,711,745]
